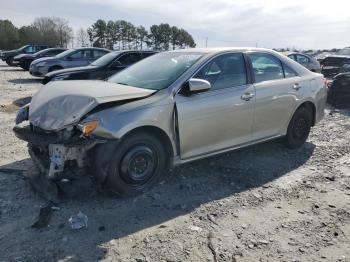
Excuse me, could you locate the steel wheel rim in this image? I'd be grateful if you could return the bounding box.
[120,145,157,185]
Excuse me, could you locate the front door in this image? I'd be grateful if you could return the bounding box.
[175,53,255,159]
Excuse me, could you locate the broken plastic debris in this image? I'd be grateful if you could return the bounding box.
[68,211,88,230]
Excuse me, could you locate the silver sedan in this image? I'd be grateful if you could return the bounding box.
[14,48,327,196]
[287,52,321,73]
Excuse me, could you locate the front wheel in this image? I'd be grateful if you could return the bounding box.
[104,132,168,197]
[6,57,15,66]
[284,107,312,149]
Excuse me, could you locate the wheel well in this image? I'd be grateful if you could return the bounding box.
[122,126,174,159]
[297,101,316,126]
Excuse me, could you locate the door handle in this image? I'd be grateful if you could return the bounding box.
[293,83,301,90]
[241,93,255,101]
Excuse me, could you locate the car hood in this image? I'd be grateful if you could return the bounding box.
[46,65,98,78]
[14,54,33,60]
[29,80,156,131]
[2,50,17,56]
[32,56,56,65]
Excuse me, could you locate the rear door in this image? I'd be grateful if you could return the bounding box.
[248,52,304,140]
[175,52,255,159]
[92,49,109,63]
[65,50,92,67]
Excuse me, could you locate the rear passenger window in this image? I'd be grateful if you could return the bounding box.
[93,50,108,59]
[70,50,92,59]
[296,55,309,63]
[249,53,284,83]
[118,53,143,65]
[194,53,247,90]
[283,64,298,78]
[288,54,296,61]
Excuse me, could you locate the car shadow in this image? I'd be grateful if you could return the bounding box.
[0,68,24,72]
[8,78,42,84]
[0,140,315,261]
[12,96,32,107]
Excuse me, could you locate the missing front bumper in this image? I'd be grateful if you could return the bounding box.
[13,125,105,179]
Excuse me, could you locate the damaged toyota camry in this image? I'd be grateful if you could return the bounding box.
[13,48,327,196]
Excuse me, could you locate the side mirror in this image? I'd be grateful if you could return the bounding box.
[66,56,73,61]
[188,78,211,92]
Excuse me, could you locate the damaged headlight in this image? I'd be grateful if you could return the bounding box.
[77,120,99,135]
[15,105,29,125]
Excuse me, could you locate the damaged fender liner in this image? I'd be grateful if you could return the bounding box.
[13,125,106,179]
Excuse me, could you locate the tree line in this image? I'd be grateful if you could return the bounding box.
[0,17,196,51]
[0,17,73,50]
[87,19,196,50]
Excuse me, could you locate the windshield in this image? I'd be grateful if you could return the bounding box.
[18,45,29,51]
[55,49,75,58]
[91,52,121,66]
[337,48,350,56]
[108,52,203,90]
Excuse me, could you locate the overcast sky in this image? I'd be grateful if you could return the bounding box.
[1,0,349,49]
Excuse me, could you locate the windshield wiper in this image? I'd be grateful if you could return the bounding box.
[116,82,128,86]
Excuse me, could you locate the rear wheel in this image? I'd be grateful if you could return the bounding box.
[284,107,312,149]
[21,60,31,70]
[104,132,168,197]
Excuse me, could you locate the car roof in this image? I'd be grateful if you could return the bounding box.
[111,50,157,53]
[72,47,110,51]
[167,47,284,55]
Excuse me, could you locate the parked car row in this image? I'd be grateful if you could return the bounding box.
[281,48,350,108]
[0,44,50,66]
[2,45,159,84]
[42,50,156,84]
[12,47,328,196]
[14,48,67,70]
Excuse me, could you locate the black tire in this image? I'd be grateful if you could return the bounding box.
[103,132,168,197]
[48,66,63,73]
[284,107,312,149]
[5,57,14,66]
[22,60,31,71]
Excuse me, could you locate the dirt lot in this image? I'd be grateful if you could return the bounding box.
[0,61,349,262]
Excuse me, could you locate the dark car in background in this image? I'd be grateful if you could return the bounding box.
[14,48,67,70]
[287,52,321,72]
[29,47,110,77]
[43,50,157,84]
[327,73,350,108]
[0,44,49,66]
[321,48,350,78]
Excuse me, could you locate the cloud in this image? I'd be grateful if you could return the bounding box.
[0,0,349,49]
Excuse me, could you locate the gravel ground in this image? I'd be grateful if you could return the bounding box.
[0,61,349,262]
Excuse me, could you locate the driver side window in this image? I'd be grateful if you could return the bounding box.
[193,53,247,91]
